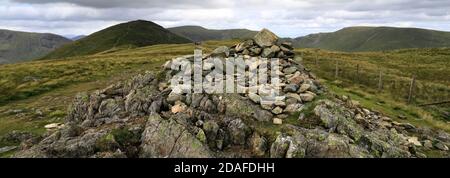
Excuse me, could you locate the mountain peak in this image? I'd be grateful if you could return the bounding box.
[0,29,71,64]
[43,20,191,59]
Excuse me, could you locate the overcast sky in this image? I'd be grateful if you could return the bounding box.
[1,0,449,38]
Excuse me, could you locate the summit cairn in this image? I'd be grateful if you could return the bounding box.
[166,28,321,121]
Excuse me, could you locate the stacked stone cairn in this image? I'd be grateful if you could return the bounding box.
[163,29,322,125]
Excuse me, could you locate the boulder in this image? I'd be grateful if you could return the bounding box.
[270,134,292,158]
[273,118,283,125]
[140,114,211,158]
[434,142,449,151]
[171,101,187,114]
[248,93,261,104]
[203,120,220,147]
[284,104,303,113]
[253,29,279,47]
[283,84,298,93]
[167,92,185,104]
[235,40,253,52]
[249,46,262,55]
[261,47,276,58]
[253,109,273,122]
[299,84,311,93]
[250,132,268,157]
[407,137,422,147]
[272,107,284,115]
[227,119,251,145]
[0,146,17,154]
[283,67,297,75]
[281,42,294,50]
[44,123,64,130]
[211,46,230,57]
[300,92,315,102]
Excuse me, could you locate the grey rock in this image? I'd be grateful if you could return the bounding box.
[434,142,449,151]
[261,47,276,58]
[284,84,298,93]
[248,93,261,104]
[253,109,273,122]
[0,146,17,154]
[211,46,230,57]
[284,103,303,113]
[283,67,297,75]
[253,29,279,47]
[300,92,315,102]
[167,92,184,105]
[270,134,292,158]
[250,132,267,157]
[249,46,262,55]
[227,119,251,145]
[235,40,253,52]
[272,107,284,115]
[203,120,220,148]
[299,84,311,93]
[140,114,211,158]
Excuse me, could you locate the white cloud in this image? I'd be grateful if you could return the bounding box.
[0,0,449,37]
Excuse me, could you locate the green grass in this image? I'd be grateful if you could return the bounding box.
[297,48,450,132]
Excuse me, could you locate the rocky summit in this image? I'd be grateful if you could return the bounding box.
[13,29,450,158]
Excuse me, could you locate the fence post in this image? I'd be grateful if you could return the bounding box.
[408,75,416,104]
[378,69,383,91]
[315,54,318,66]
[335,59,339,78]
[356,64,360,82]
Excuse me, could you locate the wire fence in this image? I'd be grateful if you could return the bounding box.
[301,55,450,107]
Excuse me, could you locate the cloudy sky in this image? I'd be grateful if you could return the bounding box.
[1,0,449,38]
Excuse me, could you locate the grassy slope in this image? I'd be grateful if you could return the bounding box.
[43,20,192,59]
[0,29,71,64]
[293,27,450,52]
[297,48,450,132]
[168,26,257,42]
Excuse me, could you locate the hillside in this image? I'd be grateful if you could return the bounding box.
[168,25,257,42]
[0,30,71,64]
[43,20,192,59]
[292,26,450,52]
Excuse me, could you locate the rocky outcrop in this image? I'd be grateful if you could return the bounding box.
[13,29,450,158]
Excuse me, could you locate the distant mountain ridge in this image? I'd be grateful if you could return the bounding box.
[290,26,450,52]
[71,35,86,41]
[44,20,192,59]
[168,26,258,42]
[0,29,71,64]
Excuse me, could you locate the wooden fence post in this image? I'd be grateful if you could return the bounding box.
[315,54,318,66]
[335,59,339,78]
[408,75,416,104]
[355,64,360,82]
[378,69,383,91]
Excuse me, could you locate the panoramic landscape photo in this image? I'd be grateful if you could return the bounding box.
[0,0,449,158]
